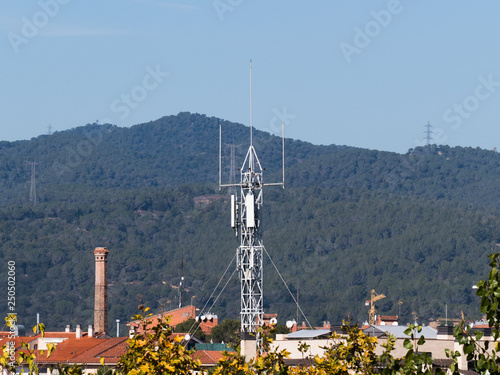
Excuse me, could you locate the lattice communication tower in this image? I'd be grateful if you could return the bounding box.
[219,62,284,353]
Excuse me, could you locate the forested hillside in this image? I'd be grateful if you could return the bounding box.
[1,112,500,333]
[0,112,343,204]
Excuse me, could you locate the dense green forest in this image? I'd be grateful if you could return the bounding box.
[1,112,500,334]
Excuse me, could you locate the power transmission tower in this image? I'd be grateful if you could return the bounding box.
[425,121,433,148]
[47,124,53,135]
[27,161,40,204]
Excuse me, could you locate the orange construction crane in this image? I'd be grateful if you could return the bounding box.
[366,289,386,325]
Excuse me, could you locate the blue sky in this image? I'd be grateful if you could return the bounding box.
[2,1,500,153]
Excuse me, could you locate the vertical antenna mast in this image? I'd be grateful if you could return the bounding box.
[229,144,236,196]
[250,60,253,147]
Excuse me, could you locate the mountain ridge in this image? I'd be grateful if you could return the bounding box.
[1,112,499,332]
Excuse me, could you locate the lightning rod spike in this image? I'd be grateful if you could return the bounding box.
[250,60,253,148]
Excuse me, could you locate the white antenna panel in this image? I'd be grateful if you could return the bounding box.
[246,193,255,228]
[244,269,251,281]
[231,195,236,228]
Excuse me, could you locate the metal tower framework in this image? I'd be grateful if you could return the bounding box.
[219,62,284,354]
[425,121,433,147]
[238,144,264,335]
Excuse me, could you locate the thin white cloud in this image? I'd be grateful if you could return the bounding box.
[40,26,131,37]
[131,0,198,10]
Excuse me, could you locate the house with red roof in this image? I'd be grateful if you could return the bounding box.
[0,326,230,374]
[0,247,224,374]
[127,305,218,335]
[0,327,127,374]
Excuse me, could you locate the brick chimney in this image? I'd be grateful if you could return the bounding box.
[94,247,109,335]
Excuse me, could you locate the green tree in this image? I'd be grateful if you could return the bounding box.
[116,306,201,375]
[447,252,500,374]
[174,317,206,341]
[210,319,241,346]
[314,322,378,375]
[380,325,438,375]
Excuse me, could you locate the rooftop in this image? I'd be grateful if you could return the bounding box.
[364,325,438,339]
[287,329,332,340]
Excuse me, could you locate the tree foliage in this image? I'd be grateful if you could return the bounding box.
[116,305,201,375]
[174,317,206,341]
[445,252,500,374]
[210,319,241,345]
[315,322,378,374]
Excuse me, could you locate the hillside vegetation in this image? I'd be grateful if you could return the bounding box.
[1,112,500,332]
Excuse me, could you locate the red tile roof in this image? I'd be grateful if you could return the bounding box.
[3,332,235,369]
[36,337,107,363]
[0,336,32,350]
[97,339,129,358]
[128,305,218,334]
[0,331,83,352]
[379,316,398,321]
[128,305,196,331]
[71,337,129,365]
[190,350,233,366]
[0,335,130,366]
